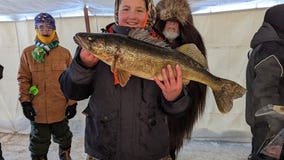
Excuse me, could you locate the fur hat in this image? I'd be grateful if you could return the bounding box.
[264,4,284,34]
[114,0,156,30]
[156,0,193,26]
[34,13,56,30]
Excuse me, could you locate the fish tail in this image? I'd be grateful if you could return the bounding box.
[212,79,246,113]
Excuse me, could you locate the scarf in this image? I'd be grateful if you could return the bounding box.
[32,40,59,63]
[32,31,59,63]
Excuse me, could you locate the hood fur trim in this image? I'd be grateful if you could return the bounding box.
[156,0,193,26]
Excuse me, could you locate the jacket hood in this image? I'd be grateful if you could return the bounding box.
[251,22,283,48]
[264,4,284,34]
[156,0,193,26]
[114,0,156,30]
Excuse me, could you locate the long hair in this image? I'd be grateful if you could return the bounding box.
[154,0,207,157]
[163,22,207,159]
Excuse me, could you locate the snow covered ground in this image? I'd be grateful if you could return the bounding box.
[0,132,251,160]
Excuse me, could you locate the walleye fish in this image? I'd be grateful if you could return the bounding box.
[74,30,246,113]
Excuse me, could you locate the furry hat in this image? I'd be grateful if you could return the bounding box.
[264,4,284,34]
[156,0,193,26]
[114,0,156,30]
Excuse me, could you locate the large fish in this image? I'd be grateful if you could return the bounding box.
[74,30,246,113]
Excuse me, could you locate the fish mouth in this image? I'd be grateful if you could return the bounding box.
[73,33,89,49]
[73,33,82,46]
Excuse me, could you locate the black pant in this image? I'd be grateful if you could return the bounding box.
[29,119,72,156]
[0,142,4,160]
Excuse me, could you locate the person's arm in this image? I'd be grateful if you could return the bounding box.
[161,85,192,114]
[17,50,37,121]
[17,50,32,103]
[59,47,96,100]
[154,64,192,114]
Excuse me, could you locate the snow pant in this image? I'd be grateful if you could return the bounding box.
[29,119,72,157]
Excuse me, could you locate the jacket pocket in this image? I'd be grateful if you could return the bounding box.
[93,111,119,156]
[138,100,170,156]
[98,111,118,123]
[140,115,169,157]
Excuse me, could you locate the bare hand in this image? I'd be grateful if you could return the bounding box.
[154,64,183,101]
[80,48,99,68]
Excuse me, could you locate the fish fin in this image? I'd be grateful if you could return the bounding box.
[212,79,246,113]
[113,68,120,85]
[128,28,170,48]
[176,43,208,69]
[116,69,131,87]
[111,56,120,85]
[111,67,130,86]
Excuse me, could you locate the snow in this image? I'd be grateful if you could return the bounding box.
[0,132,251,160]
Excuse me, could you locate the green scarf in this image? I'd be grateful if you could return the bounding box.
[32,40,59,63]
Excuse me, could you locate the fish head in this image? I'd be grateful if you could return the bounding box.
[74,32,116,62]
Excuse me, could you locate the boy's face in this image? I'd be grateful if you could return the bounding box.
[36,23,53,36]
[118,0,147,28]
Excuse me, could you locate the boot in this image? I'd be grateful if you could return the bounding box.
[59,146,71,160]
[31,155,47,160]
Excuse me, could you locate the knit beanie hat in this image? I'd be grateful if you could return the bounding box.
[34,13,56,30]
[264,4,284,34]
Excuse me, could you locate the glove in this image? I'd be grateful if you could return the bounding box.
[65,103,77,119]
[21,102,36,121]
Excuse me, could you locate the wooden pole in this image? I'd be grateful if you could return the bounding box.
[84,4,91,32]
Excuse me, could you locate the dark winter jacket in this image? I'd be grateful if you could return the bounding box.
[246,22,284,127]
[59,24,192,160]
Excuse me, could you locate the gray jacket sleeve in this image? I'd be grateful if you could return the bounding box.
[253,55,283,106]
